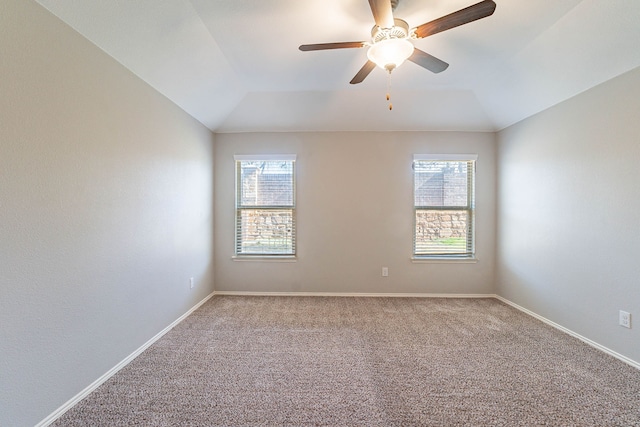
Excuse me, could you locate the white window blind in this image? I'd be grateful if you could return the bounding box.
[235,156,296,256]
[413,155,476,257]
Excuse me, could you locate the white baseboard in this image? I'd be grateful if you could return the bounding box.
[494,295,640,371]
[36,292,215,427]
[213,291,495,298]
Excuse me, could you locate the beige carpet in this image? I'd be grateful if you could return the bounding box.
[52,296,640,426]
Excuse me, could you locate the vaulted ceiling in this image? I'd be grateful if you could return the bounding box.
[35,0,640,133]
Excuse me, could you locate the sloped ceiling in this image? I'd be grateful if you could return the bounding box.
[35,0,640,133]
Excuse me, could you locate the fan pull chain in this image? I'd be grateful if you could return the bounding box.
[386,69,393,111]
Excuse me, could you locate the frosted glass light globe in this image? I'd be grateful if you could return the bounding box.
[367,38,414,71]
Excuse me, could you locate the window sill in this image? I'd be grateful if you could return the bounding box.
[232,255,297,263]
[411,256,478,264]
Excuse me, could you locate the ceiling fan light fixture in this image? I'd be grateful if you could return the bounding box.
[367,38,414,71]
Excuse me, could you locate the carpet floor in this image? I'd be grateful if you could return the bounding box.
[52,296,640,426]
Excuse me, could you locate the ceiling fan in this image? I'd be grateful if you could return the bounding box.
[299,0,497,85]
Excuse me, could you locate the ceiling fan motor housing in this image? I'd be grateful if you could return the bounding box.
[371,18,410,42]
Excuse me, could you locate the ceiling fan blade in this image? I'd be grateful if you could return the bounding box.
[299,42,366,51]
[368,0,394,29]
[413,0,496,39]
[408,48,449,73]
[350,61,377,84]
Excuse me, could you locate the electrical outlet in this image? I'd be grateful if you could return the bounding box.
[382,267,389,277]
[190,277,195,289]
[619,310,631,329]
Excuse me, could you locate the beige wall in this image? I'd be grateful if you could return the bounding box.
[496,66,640,363]
[0,1,215,426]
[215,131,496,294]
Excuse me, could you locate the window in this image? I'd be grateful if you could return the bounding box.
[235,155,296,256]
[413,154,476,258]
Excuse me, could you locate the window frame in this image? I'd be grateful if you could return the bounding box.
[234,154,297,259]
[412,154,477,261]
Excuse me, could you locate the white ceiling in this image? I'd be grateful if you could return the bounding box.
[35,0,640,133]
